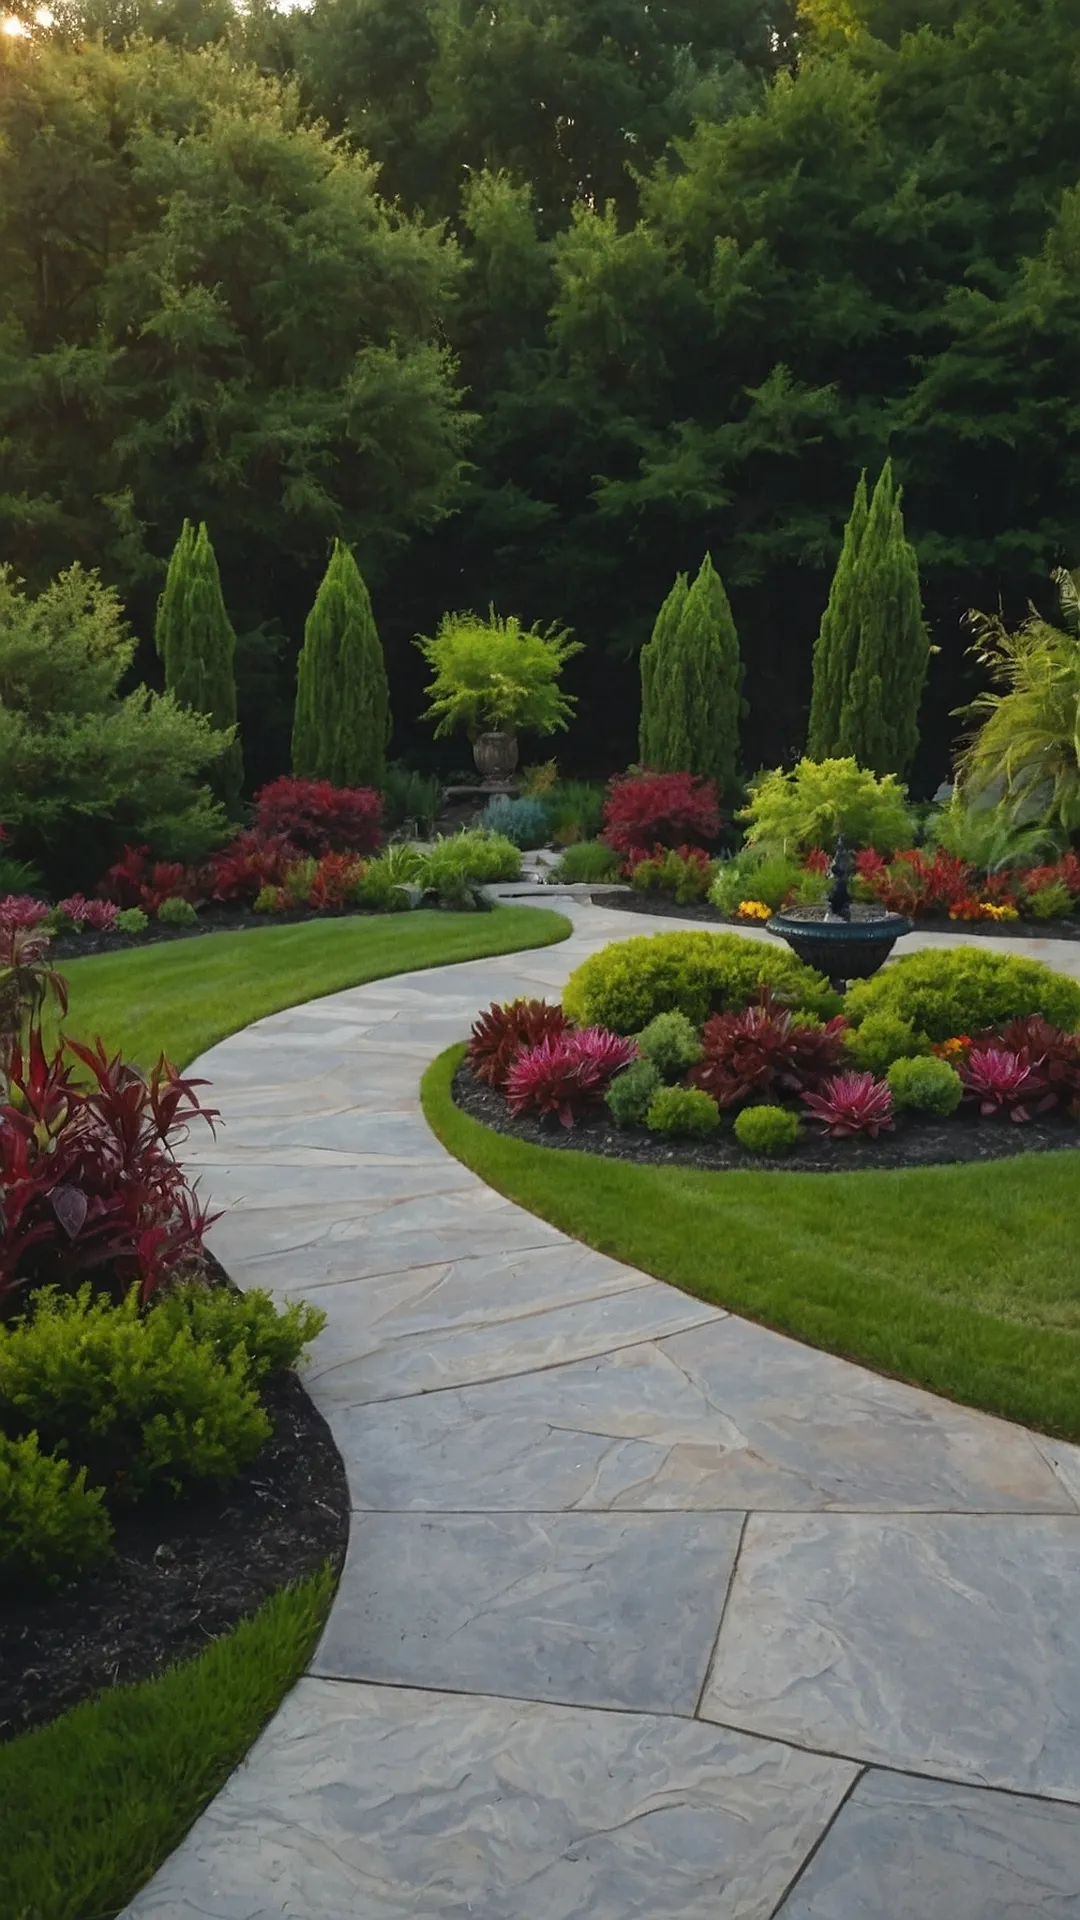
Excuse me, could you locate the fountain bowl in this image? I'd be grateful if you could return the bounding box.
[766,902,912,990]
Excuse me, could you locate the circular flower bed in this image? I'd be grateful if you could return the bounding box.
[454,933,1080,1175]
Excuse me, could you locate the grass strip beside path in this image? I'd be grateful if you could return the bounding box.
[424,1045,1080,1441]
[57,907,572,1068]
[0,1567,333,1920]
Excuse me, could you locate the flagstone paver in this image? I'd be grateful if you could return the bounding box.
[125,900,1080,1919]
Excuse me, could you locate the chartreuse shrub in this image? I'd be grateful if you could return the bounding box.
[605,1059,662,1127]
[420,830,522,888]
[844,1011,930,1075]
[115,907,149,935]
[154,1284,325,1384]
[156,896,198,927]
[710,849,826,914]
[733,1105,803,1155]
[0,1431,112,1589]
[741,757,913,856]
[635,1010,702,1080]
[887,1054,964,1116]
[553,839,621,884]
[646,1085,721,1136]
[562,931,839,1034]
[845,946,1080,1043]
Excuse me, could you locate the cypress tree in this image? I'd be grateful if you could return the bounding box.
[636,555,743,793]
[155,520,243,809]
[292,541,391,787]
[838,462,929,778]
[807,470,868,760]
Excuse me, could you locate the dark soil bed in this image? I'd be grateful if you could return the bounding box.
[0,1284,349,1743]
[51,900,381,960]
[454,1061,1080,1176]
[589,888,1080,942]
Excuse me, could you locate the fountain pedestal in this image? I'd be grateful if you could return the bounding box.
[765,836,912,991]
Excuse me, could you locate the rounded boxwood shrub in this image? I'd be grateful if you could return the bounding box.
[844,947,1080,1043]
[562,931,839,1035]
[844,1011,930,1075]
[0,1431,113,1590]
[886,1054,964,1115]
[157,896,199,927]
[635,1010,702,1080]
[605,1059,663,1128]
[115,906,149,934]
[733,1105,803,1155]
[646,1085,721,1136]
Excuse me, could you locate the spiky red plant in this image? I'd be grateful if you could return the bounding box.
[505,1029,638,1128]
[56,895,120,931]
[989,1016,1080,1114]
[802,1071,895,1138]
[101,847,200,913]
[208,831,300,904]
[0,895,51,931]
[467,999,569,1091]
[959,1046,1050,1122]
[305,852,365,909]
[692,996,848,1108]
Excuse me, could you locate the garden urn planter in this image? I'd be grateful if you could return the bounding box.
[473,730,519,784]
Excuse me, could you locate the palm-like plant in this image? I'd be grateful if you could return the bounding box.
[957,574,1080,834]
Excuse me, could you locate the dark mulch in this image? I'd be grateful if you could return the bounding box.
[589,888,1080,943]
[50,901,376,961]
[0,1301,349,1743]
[454,1061,1080,1177]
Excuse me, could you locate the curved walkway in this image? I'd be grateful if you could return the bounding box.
[128,900,1080,1920]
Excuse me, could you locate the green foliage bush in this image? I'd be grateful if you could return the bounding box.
[548,781,606,845]
[740,758,913,856]
[292,541,391,789]
[1027,881,1076,921]
[635,1010,702,1080]
[631,847,715,903]
[253,884,286,914]
[153,1285,326,1386]
[0,1288,270,1502]
[605,1058,662,1127]
[646,1085,721,1136]
[0,1430,113,1590]
[709,850,826,914]
[562,931,839,1034]
[481,795,551,848]
[733,1105,803,1155]
[419,830,522,887]
[350,863,413,912]
[552,839,621,884]
[886,1054,964,1115]
[115,907,149,935]
[417,609,582,738]
[845,947,1080,1042]
[382,764,442,832]
[157,896,199,927]
[843,1011,930,1075]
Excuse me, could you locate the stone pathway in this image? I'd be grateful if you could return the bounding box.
[126,901,1080,1919]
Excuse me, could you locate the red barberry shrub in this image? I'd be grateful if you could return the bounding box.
[0,895,50,932]
[602,771,721,865]
[691,996,848,1108]
[505,1029,638,1128]
[959,1046,1050,1121]
[253,777,383,856]
[467,999,569,1092]
[208,831,300,904]
[802,1071,895,1138]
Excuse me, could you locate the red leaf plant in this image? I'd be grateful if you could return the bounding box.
[959,1046,1051,1122]
[691,994,849,1109]
[628,845,714,902]
[985,1016,1080,1115]
[802,1071,895,1138]
[602,771,721,866]
[467,999,569,1092]
[253,777,383,856]
[301,852,366,910]
[505,1029,638,1128]
[208,831,300,905]
[860,849,973,917]
[0,895,51,932]
[1,1030,219,1310]
[0,925,68,1065]
[803,847,831,874]
[55,895,120,931]
[102,847,201,913]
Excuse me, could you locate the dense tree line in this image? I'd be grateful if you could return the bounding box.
[1,0,1078,788]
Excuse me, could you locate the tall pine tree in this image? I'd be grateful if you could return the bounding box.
[637,556,743,794]
[807,471,868,760]
[155,520,243,809]
[292,541,391,787]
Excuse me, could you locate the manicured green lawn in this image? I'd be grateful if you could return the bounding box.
[424,1045,1080,1440]
[56,907,571,1067]
[0,1568,332,1920]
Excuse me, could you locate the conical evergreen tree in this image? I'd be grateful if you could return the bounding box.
[292,541,391,787]
[807,470,868,759]
[636,556,742,793]
[838,463,929,778]
[155,520,242,809]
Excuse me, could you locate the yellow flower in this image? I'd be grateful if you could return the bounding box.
[737,899,772,921]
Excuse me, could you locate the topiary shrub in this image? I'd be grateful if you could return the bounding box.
[0,1430,113,1590]
[562,931,840,1035]
[844,947,1080,1043]
[481,795,551,849]
[646,1085,721,1136]
[552,839,622,884]
[635,1010,702,1080]
[844,1011,930,1075]
[605,1058,663,1127]
[886,1054,964,1115]
[733,1105,803,1155]
[157,896,199,926]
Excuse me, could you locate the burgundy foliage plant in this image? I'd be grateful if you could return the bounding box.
[602,771,721,865]
[958,1046,1050,1122]
[691,996,849,1109]
[253,777,383,856]
[505,1029,638,1128]
[802,1071,895,1138]
[467,999,569,1092]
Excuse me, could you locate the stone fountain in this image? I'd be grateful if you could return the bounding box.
[766,836,912,991]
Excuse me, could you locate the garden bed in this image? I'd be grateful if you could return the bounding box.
[453,1060,1080,1175]
[0,1264,349,1744]
[589,888,1080,942]
[49,899,386,961]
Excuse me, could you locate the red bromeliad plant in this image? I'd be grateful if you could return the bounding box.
[208,831,300,904]
[691,995,849,1109]
[802,1071,895,1138]
[988,1016,1080,1114]
[0,895,51,932]
[602,771,721,865]
[959,1046,1051,1121]
[505,1029,638,1128]
[468,999,569,1092]
[55,895,119,932]
[253,777,383,856]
